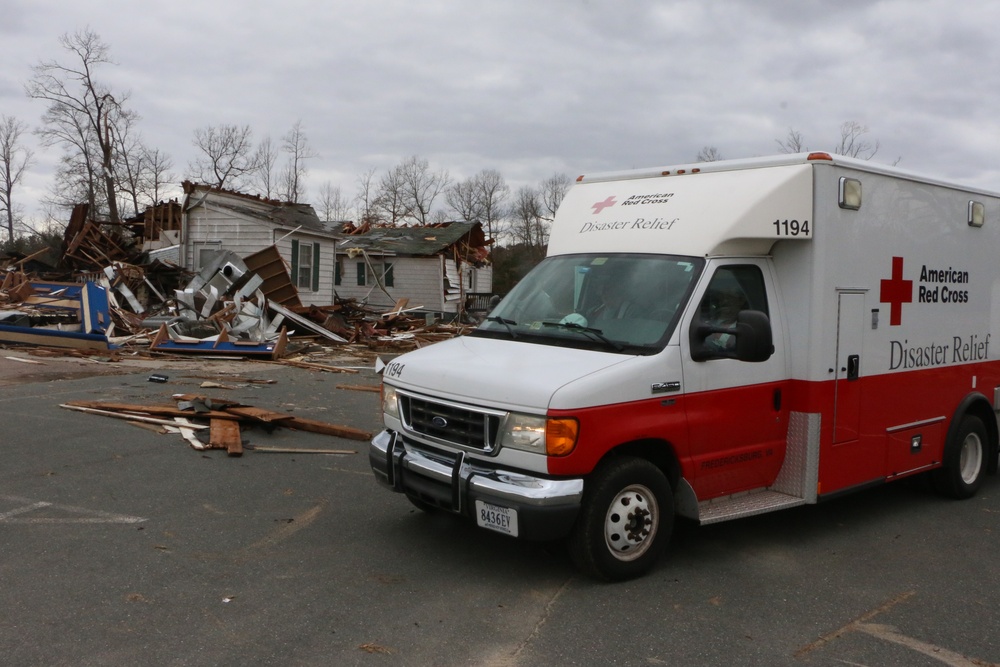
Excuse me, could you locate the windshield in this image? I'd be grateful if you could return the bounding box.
[473,253,703,354]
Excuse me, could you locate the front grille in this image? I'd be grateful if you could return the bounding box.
[400,394,502,452]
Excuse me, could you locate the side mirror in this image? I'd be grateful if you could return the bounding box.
[732,310,773,362]
[690,309,773,362]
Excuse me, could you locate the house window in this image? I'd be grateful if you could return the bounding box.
[291,239,321,292]
[356,261,394,287]
[297,242,313,289]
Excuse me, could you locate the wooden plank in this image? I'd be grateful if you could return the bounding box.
[59,404,210,429]
[336,384,380,393]
[223,405,295,423]
[281,359,359,374]
[246,446,356,455]
[62,399,241,421]
[210,418,243,456]
[280,415,372,441]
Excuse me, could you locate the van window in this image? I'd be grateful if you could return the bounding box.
[474,254,704,355]
[694,265,768,354]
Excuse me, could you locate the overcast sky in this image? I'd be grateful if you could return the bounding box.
[3,0,999,227]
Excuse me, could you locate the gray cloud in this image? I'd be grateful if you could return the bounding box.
[4,0,999,223]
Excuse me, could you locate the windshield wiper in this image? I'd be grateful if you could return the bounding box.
[486,316,518,339]
[542,321,624,352]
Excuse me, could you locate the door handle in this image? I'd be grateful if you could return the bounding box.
[846,354,860,381]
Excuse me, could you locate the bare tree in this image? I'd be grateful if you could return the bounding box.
[834,121,879,160]
[776,123,885,161]
[0,115,34,242]
[696,146,724,162]
[538,173,570,221]
[355,168,381,225]
[252,135,279,198]
[190,124,258,190]
[396,155,450,225]
[475,169,509,242]
[316,181,351,222]
[775,128,805,154]
[507,185,548,249]
[26,29,131,223]
[446,168,510,240]
[374,163,412,225]
[278,120,317,203]
[108,105,147,217]
[445,177,484,223]
[140,147,174,205]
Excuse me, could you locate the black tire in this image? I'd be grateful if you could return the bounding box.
[933,415,988,499]
[569,457,673,581]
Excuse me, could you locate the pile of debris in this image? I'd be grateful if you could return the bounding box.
[1,211,471,359]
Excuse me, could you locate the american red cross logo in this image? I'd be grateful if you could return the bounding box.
[591,196,617,214]
[879,256,912,326]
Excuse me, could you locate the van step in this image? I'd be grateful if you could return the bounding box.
[698,489,807,525]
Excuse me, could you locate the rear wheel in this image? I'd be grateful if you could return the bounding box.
[569,457,673,581]
[933,415,988,499]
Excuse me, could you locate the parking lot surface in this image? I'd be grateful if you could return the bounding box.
[1,354,998,666]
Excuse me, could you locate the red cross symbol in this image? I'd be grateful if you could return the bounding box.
[591,196,617,214]
[879,256,912,326]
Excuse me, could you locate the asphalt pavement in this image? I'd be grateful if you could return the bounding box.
[1,359,998,666]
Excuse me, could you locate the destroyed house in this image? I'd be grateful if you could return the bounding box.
[335,221,492,318]
[180,182,338,305]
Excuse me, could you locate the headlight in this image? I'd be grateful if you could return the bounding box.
[381,384,400,419]
[500,413,578,457]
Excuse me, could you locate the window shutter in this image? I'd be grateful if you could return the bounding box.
[385,262,394,287]
[312,243,321,291]
[357,262,366,286]
[334,260,341,286]
[291,240,300,285]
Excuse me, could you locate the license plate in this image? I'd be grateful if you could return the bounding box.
[475,500,519,537]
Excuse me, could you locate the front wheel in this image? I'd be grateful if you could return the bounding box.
[933,415,988,499]
[569,457,673,581]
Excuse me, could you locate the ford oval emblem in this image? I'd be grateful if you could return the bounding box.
[431,416,448,428]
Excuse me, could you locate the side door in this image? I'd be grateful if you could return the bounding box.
[680,259,790,500]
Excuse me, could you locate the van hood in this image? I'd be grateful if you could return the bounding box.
[382,335,630,413]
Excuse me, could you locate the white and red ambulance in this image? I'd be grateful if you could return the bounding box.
[370,152,1000,580]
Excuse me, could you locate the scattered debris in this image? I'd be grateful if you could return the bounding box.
[59,395,372,456]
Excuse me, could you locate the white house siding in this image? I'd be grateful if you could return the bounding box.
[184,200,336,305]
[469,264,493,294]
[273,233,336,306]
[334,255,445,313]
[185,208,272,268]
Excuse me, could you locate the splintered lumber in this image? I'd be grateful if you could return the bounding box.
[59,404,209,429]
[222,405,295,423]
[280,359,360,374]
[277,415,372,441]
[173,394,372,440]
[246,445,356,455]
[210,418,243,456]
[61,395,372,446]
[336,384,380,393]
[62,399,241,421]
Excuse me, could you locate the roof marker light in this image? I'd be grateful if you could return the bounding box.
[808,152,834,161]
[969,201,985,227]
[839,177,862,210]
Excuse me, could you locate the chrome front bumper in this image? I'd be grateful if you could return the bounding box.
[369,429,583,540]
